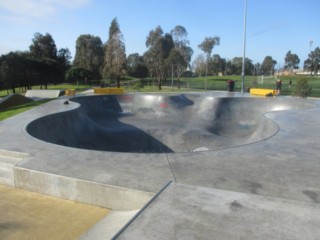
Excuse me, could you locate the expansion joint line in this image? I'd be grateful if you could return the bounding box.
[166,154,177,182]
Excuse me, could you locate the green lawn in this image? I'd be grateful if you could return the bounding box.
[177,75,320,97]
[0,99,50,121]
[0,83,93,98]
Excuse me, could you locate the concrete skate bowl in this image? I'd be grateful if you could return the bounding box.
[26,93,314,153]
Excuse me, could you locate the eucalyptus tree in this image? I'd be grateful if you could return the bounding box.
[209,54,226,75]
[29,32,57,60]
[225,60,235,75]
[65,66,91,85]
[144,26,174,90]
[29,32,60,88]
[284,51,300,71]
[261,56,277,76]
[192,54,206,76]
[304,47,320,75]
[0,52,19,93]
[103,18,126,87]
[169,25,193,89]
[253,63,261,76]
[229,57,254,75]
[198,36,220,90]
[73,34,104,80]
[0,51,37,92]
[126,53,148,79]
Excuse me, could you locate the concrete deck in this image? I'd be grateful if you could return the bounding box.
[0,91,320,239]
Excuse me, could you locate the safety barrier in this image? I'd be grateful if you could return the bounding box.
[250,88,275,96]
[93,88,124,95]
[65,89,76,96]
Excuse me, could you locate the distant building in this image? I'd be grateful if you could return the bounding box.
[276,69,319,76]
[293,69,319,75]
[275,70,293,76]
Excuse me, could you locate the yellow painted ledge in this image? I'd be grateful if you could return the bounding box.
[93,88,124,95]
[250,88,275,96]
[65,89,76,96]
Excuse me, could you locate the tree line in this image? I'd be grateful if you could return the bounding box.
[1,17,319,93]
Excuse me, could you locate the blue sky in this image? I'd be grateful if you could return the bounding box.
[0,0,319,68]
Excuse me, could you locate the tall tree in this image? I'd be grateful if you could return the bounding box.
[29,33,57,60]
[103,18,126,87]
[169,25,193,89]
[192,54,206,76]
[0,52,20,93]
[56,48,71,83]
[284,51,300,71]
[73,35,104,80]
[126,53,148,79]
[0,51,38,92]
[198,37,220,58]
[304,47,320,75]
[144,26,174,90]
[209,54,226,75]
[228,57,254,75]
[65,67,91,85]
[253,63,261,76]
[198,36,220,89]
[29,32,59,88]
[261,56,277,75]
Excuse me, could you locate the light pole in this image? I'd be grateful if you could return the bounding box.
[241,0,247,94]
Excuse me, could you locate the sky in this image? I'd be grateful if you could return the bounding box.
[0,0,319,68]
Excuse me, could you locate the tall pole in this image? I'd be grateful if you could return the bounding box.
[241,0,247,94]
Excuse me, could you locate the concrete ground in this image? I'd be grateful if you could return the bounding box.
[0,92,320,239]
[0,184,109,240]
[115,182,320,240]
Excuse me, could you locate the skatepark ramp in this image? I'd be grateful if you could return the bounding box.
[25,89,64,100]
[0,94,33,110]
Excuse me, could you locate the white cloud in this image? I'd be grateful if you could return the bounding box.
[0,0,90,20]
[43,0,90,9]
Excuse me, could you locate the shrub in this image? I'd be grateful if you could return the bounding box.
[293,77,312,97]
[133,80,144,90]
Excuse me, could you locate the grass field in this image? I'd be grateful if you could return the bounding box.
[0,84,92,98]
[126,75,320,97]
[174,75,320,97]
[1,75,319,97]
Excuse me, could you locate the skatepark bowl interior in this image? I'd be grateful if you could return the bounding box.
[26,93,312,153]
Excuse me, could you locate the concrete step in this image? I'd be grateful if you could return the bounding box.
[0,149,29,159]
[0,150,28,187]
[0,156,23,166]
[0,167,14,179]
[0,176,14,186]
